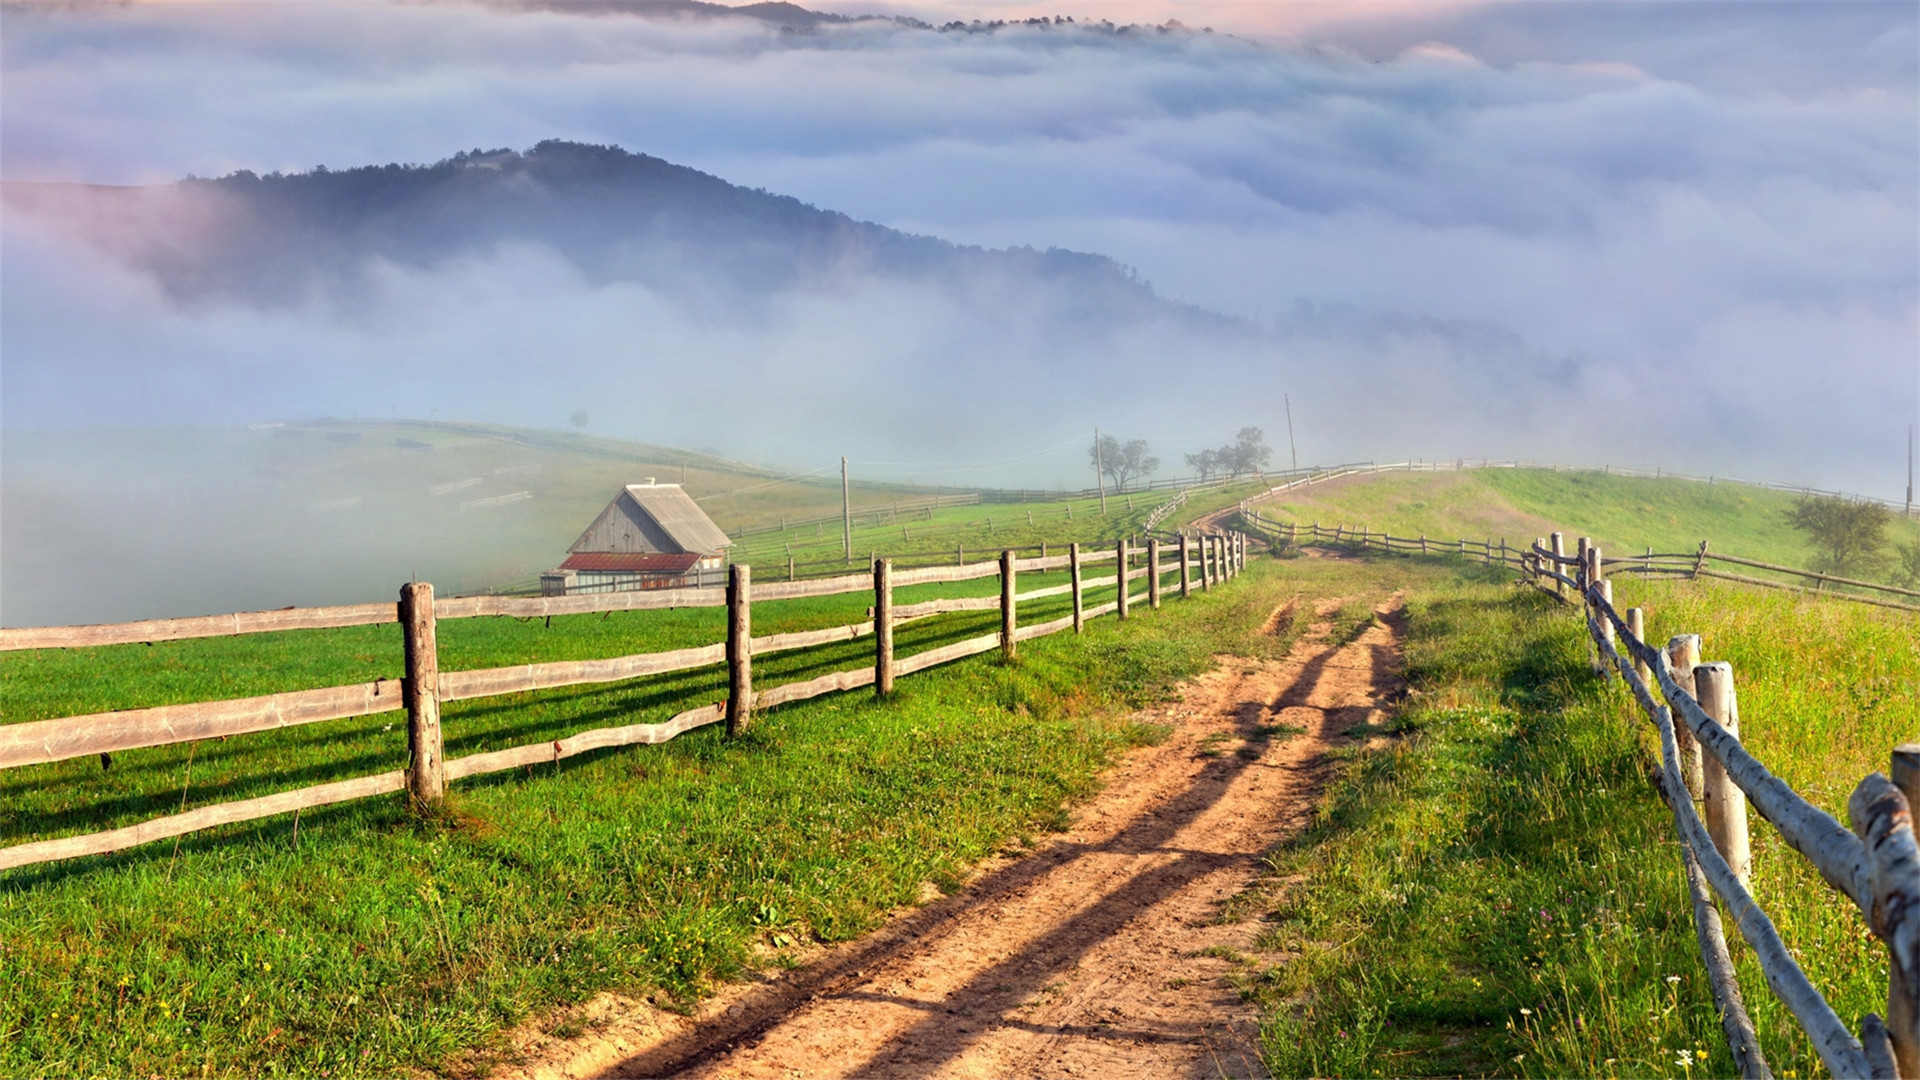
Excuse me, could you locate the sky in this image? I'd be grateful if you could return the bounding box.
[2,0,1916,498]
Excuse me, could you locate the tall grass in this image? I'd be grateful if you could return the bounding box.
[1250,559,1915,1078]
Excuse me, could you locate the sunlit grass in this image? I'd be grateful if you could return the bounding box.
[1251,560,1916,1079]
[0,553,1288,1077]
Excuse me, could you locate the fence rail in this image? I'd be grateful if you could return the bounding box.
[1,529,1253,872]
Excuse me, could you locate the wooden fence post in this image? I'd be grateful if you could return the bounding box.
[1000,549,1016,660]
[1595,579,1614,678]
[1179,535,1192,599]
[399,582,444,806]
[1890,745,1920,1076]
[1668,635,1706,798]
[1116,539,1131,620]
[1551,533,1567,597]
[1626,608,1650,685]
[1694,540,1710,579]
[875,559,894,697]
[727,563,753,736]
[1071,542,1085,632]
[1202,536,1214,592]
[1576,537,1591,590]
[1695,662,1751,889]
[1148,538,1162,609]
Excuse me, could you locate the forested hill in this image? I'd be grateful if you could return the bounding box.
[3,140,1171,314]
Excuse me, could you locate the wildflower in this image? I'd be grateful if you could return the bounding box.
[1519,1007,1533,1016]
[1665,975,1681,984]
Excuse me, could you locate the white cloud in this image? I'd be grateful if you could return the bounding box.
[2,0,1914,498]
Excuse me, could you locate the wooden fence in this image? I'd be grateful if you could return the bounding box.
[1239,510,1919,614]
[1237,508,1917,1078]
[0,531,1253,872]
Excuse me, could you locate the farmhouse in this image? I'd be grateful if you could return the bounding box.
[540,480,732,595]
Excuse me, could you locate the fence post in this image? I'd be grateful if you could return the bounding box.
[1000,549,1016,661]
[727,563,753,736]
[873,559,894,697]
[1668,635,1706,798]
[1202,536,1214,592]
[1694,539,1710,579]
[1116,540,1131,620]
[1421,535,1428,554]
[1626,608,1650,685]
[1148,538,1162,609]
[1550,533,1566,597]
[1071,542,1085,633]
[1890,745,1920,1077]
[1595,579,1615,678]
[1179,534,1192,598]
[1695,662,1750,889]
[399,581,444,806]
[1576,537,1591,591]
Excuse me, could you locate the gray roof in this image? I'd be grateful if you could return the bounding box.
[568,484,732,556]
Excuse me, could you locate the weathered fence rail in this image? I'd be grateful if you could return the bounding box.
[1,529,1252,872]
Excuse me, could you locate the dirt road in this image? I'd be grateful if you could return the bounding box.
[502,589,1406,1080]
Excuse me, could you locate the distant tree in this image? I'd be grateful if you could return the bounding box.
[1090,433,1160,490]
[1187,427,1272,480]
[1223,427,1273,475]
[569,410,590,432]
[1184,448,1221,480]
[1787,494,1890,577]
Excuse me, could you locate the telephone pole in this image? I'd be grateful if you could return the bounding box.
[841,456,852,563]
[1094,427,1107,514]
[1285,394,1299,473]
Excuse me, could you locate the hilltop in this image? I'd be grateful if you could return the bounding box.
[1,140,1172,318]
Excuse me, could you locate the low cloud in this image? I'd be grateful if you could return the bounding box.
[1,0,1915,616]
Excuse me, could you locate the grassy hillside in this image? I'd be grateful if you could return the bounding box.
[1249,467,1920,576]
[727,481,1264,574]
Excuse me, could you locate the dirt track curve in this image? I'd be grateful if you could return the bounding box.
[500,586,1407,1080]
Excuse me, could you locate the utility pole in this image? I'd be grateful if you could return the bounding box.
[841,456,852,563]
[1094,427,1107,514]
[1285,394,1299,473]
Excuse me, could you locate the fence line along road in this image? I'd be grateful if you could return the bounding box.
[1239,507,1915,1078]
[0,530,1253,871]
[1239,509,1919,614]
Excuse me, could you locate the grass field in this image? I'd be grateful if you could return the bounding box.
[726,480,1264,572]
[1248,467,1920,580]
[1245,551,1917,1079]
[0,538,1274,1077]
[8,459,1914,1079]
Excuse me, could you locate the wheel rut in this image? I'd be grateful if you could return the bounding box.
[497,594,1408,1080]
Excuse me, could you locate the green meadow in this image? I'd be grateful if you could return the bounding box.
[5,464,1914,1079]
[1250,466,1920,576]
[1246,549,1917,1079]
[0,533,1263,1077]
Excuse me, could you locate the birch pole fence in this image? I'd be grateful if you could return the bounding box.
[1231,506,1919,1076]
[1,529,1254,873]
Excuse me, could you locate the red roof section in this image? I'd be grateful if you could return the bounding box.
[560,552,703,574]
